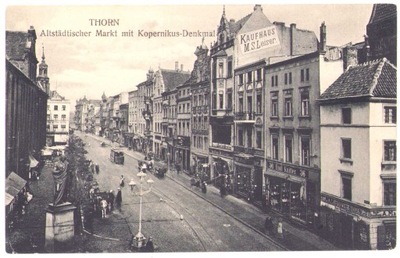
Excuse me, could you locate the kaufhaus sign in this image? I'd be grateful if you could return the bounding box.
[238,26,280,54]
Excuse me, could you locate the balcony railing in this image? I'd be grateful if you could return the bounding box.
[234,112,256,121]
[234,145,255,155]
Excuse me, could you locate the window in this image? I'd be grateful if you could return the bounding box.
[284,97,292,117]
[271,98,278,117]
[54,105,58,111]
[301,91,310,116]
[306,68,310,81]
[272,135,279,160]
[342,138,352,159]
[285,135,293,163]
[239,74,244,85]
[301,69,304,82]
[256,130,262,149]
[194,96,198,106]
[342,108,352,124]
[384,182,396,206]
[218,62,224,78]
[238,95,243,112]
[62,105,66,111]
[61,114,66,120]
[53,124,59,130]
[54,114,58,119]
[212,92,216,109]
[227,91,232,110]
[289,72,292,84]
[271,75,278,87]
[47,114,50,120]
[301,136,310,165]
[247,71,252,83]
[342,175,352,201]
[47,105,50,110]
[285,73,288,85]
[384,106,396,124]
[247,96,253,114]
[238,129,244,146]
[61,124,66,129]
[256,92,262,114]
[256,69,262,81]
[284,73,292,85]
[219,93,223,109]
[227,60,233,78]
[247,129,252,148]
[384,141,396,161]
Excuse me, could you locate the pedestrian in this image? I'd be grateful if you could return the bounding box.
[108,190,115,212]
[277,218,284,239]
[129,179,136,192]
[95,164,100,174]
[145,236,154,252]
[264,216,273,234]
[115,188,122,210]
[120,175,125,187]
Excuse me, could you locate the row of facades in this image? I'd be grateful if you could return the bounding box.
[74,4,396,250]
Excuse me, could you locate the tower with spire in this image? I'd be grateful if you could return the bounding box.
[37,44,50,95]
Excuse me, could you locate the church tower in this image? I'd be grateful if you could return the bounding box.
[37,45,50,95]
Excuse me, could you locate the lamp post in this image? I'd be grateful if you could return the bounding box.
[130,171,154,250]
[167,152,170,172]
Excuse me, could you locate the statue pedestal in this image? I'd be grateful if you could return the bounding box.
[44,202,76,253]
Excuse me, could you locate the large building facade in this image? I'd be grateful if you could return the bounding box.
[47,90,70,145]
[5,26,48,180]
[319,58,397,250]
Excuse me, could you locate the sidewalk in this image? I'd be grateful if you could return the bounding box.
[87,133,339,251]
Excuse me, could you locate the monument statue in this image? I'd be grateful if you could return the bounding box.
[52,156,69,205]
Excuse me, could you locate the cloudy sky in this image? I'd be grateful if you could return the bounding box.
[4,1,373,110]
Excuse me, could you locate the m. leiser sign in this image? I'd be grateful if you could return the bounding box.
[238,26,280,54]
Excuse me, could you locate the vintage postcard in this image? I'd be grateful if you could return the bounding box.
[3,1,397,256]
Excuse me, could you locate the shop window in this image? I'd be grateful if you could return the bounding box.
[342,108,352,124]
[384,141,396,161]
[384,106,396,124]
[300,136,311,166]
[271,135,279,160]
[383,181,396,206]
[285,135,293,163]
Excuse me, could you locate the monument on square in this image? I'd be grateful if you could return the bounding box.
[44,156,76,253]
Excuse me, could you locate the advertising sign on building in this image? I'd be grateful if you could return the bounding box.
[238,26,280,54]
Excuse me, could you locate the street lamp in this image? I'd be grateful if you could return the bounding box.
[167,152,170,172]
[130,171,154,250]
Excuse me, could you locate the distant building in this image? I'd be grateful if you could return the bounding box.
[47,90,70,145]
[319,58,397,250]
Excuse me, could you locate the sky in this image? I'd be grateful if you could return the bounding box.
[3,1,374,110]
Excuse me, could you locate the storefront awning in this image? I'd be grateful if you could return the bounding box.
[6,172,27,203]
[29,155,39,168]
[5,193,14,206]
[265,168,305,184]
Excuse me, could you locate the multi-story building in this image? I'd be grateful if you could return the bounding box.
[366,4,397,66]
[189,42,211,179]
[6,26,48,179]
[126,89,138,149]
[318,58,397,250]
[176,81,192,172]
[152,64,190,162]
[46,90,70,145]
[74,97,101,133]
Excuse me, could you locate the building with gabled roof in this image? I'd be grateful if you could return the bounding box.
[47,90,70,145]
[318,58,397,250]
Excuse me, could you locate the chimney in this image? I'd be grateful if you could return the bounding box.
[319,22,326,53]
[180,64,183,71]
[290,23,296,56]
[343,46,358,71]
[175,61,179,71]
[230,19,235,23]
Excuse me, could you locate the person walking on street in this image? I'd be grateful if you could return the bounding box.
[120,175,125,187]
[108,190,115,212]
[95,163,100,174]
[264,216,273,235]
[277,218,284,239]
[115,188,122,210]
[100,199,108,218]
[145,236,154,252]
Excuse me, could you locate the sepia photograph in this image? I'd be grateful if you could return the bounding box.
[2,0,397,255]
